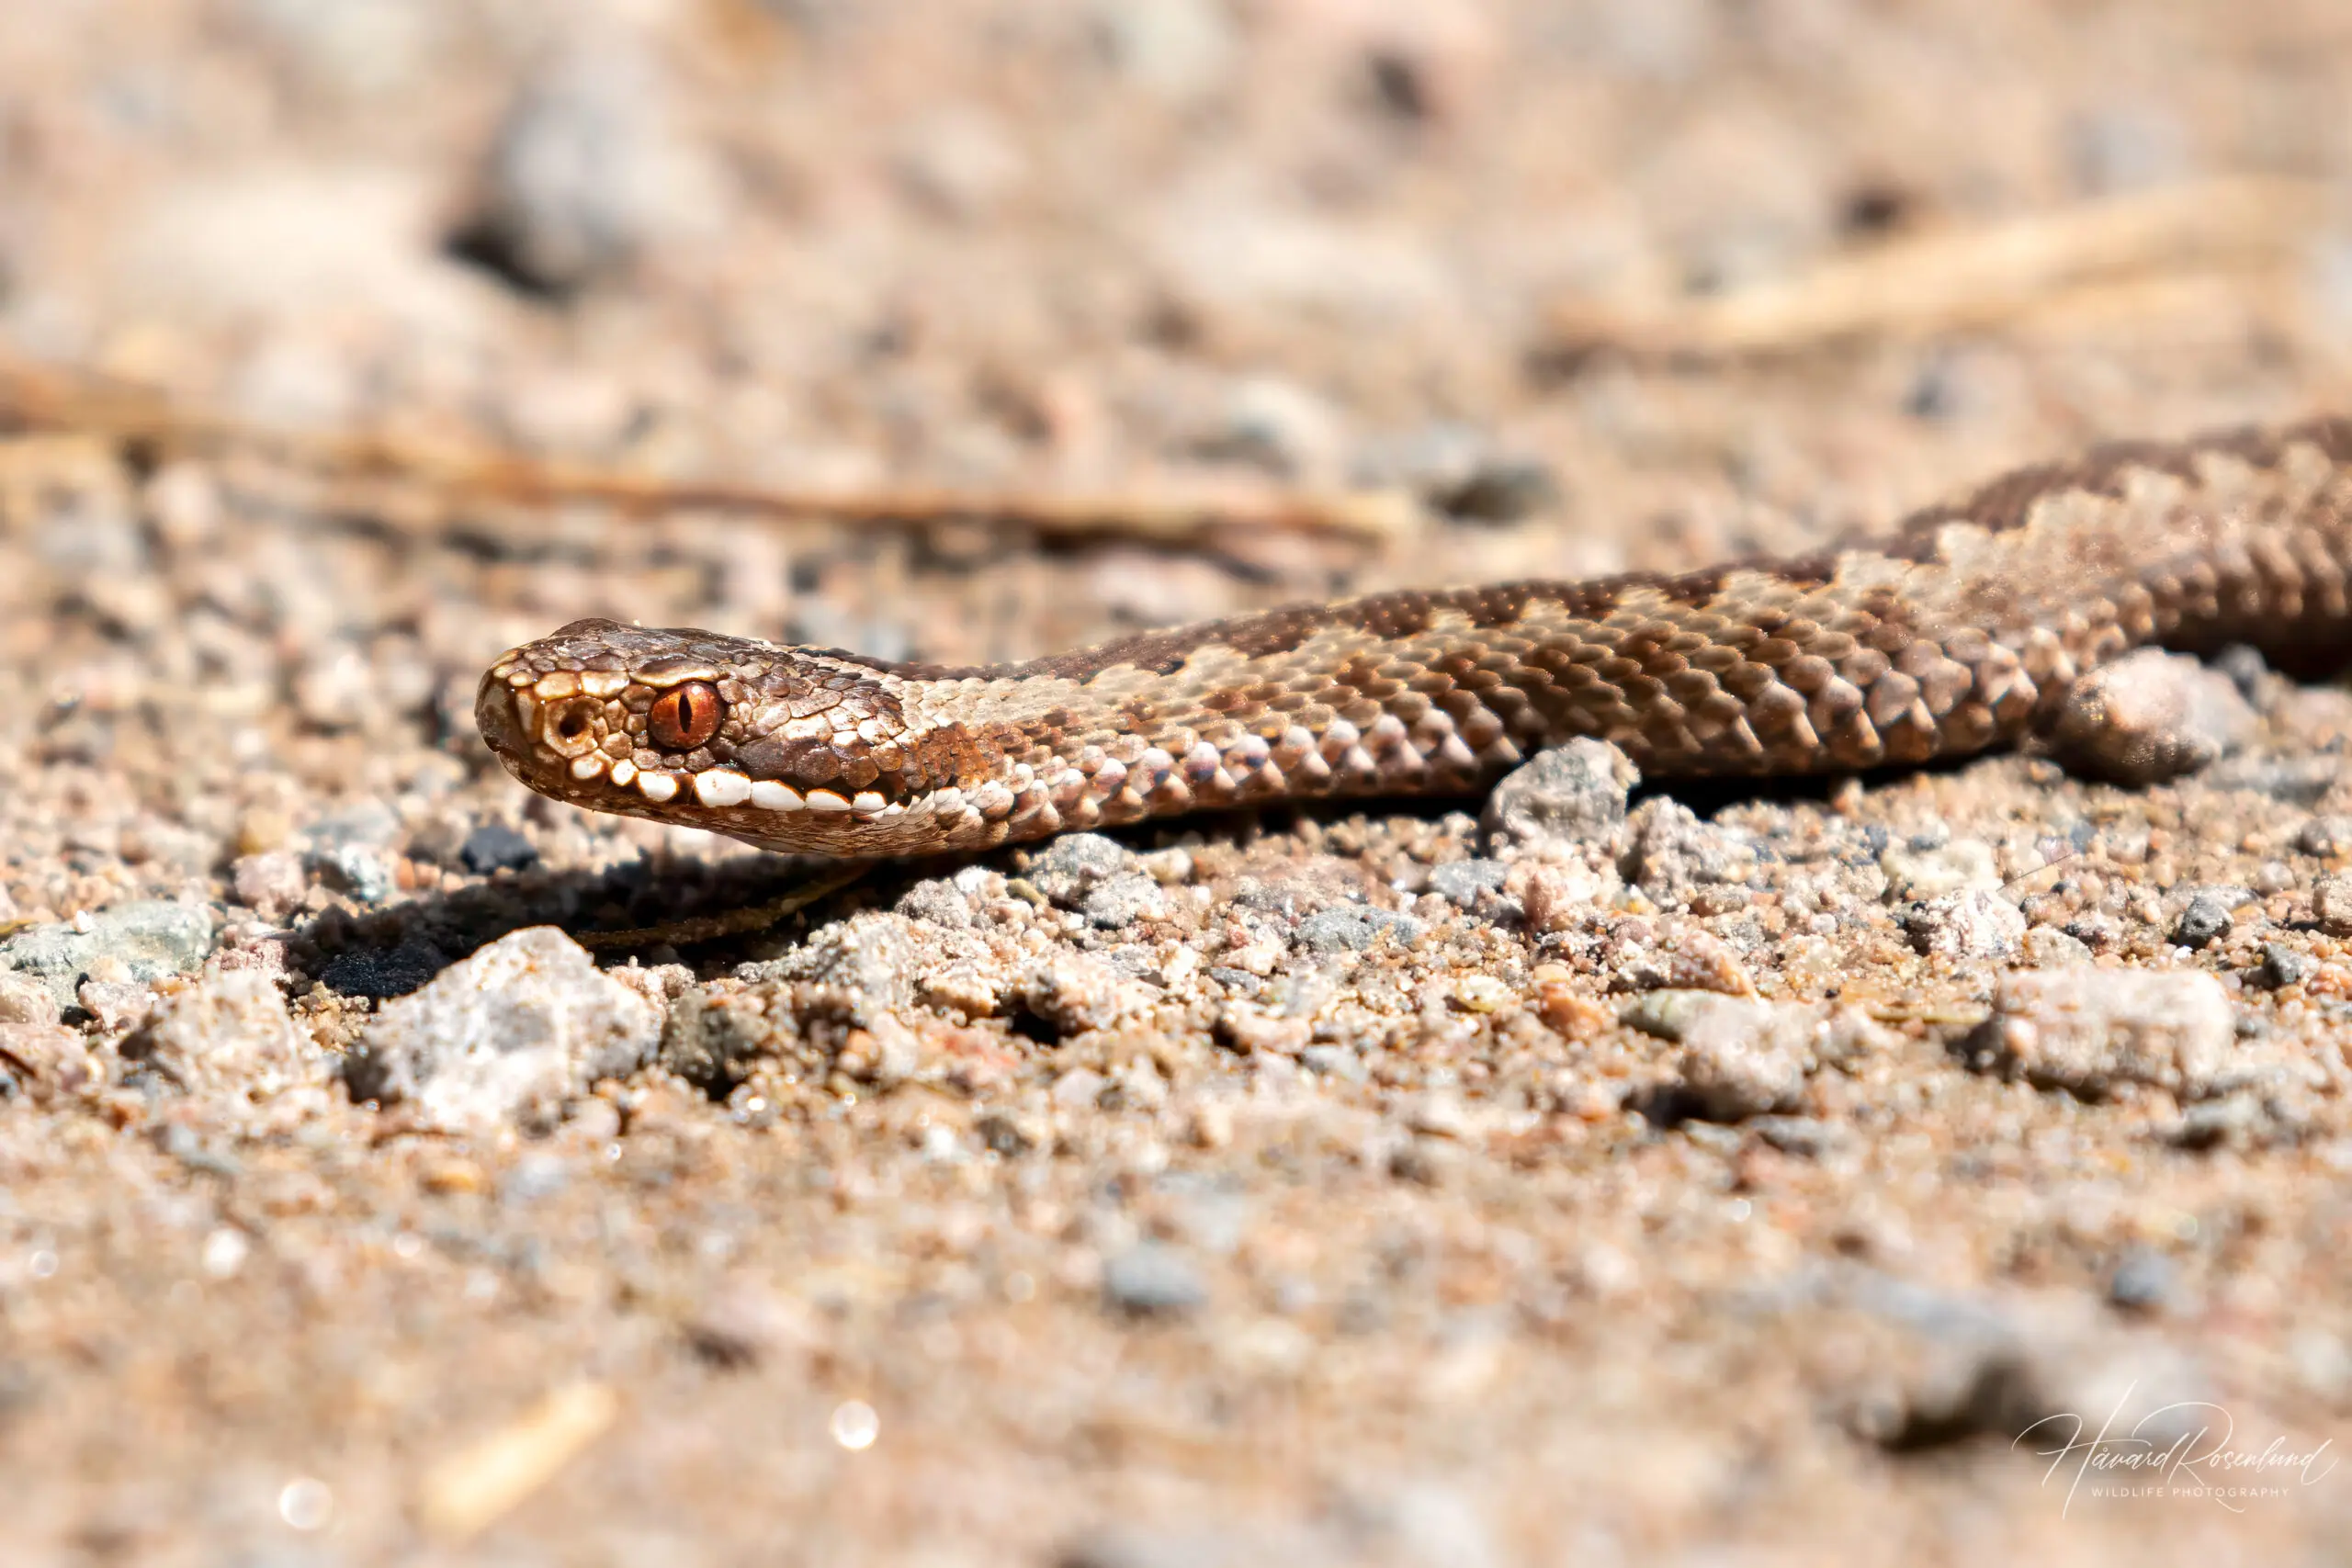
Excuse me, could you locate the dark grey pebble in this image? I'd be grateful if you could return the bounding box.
[458,822,539,875]
[2170,895,2232,951]
[2260,943,2316,989]
[2108,1247,2178,1314]
[1293,906,1424,953]
[1426,859,1509,908]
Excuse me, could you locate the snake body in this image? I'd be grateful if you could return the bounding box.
[477,419,2352,858]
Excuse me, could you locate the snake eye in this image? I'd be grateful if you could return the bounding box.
[649,681,724,750]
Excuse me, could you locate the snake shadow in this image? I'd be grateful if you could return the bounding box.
[288,758,2003,1000]
[289,852,916,999]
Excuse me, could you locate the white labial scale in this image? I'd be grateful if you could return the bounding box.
[695,769,752,808]
[750,780,803,811]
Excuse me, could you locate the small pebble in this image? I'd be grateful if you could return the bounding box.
[236,807,293,857]
[1206,966,1261,996]
[1293,906,1423,953]
[2295,816,2352,858]
[0,1022,91,1100]
[1748,1116,1849,1157]
[683,1277,813,1371]
[2209,754,2335,806]
[1102,1244,1207,1318]
[458,50,722,296]
[1616,796,1755,900]
[1026,834,1135,908]
[1964,968,2233,1099]
[0,901,215,1010]
[2166,1094,2275,1152]
[1195,376,1340,479]
[2020,926,2094,968]
[1080,872,1170,930]
[306,799,401,851]
[2259,942,2316,989]
[231,852,309,921]
[1097,0,1238,100]
[1452,975,1510,1013]
[2108,1247,2178,1314]
[2064,911,2122,951]
[1671,1003,1811,1121]
[2170,894,2233,952]
[1627,992,1884,1122]
[121,973,319,1098]
[1431,456,1560,523]
[76,979,153,1033]
[344,928,662,1129]
[1300,1043,1365,1081]
[500,1153,573,1205]
[895,877,977,929]
[312,843,393,904]
[458,822,538,875]
[1901,889,2026,962]
[1481,739,1638,858]
[1213,1005,1309,1056]
[0,973,59,1027]
[1019,953,1149,1036]
[2315,874,2352,937]
[1879,837,1997,901]
[2211,643,2272,705]
[1426,859,1509,908]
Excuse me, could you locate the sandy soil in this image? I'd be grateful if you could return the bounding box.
[2,2,2351,1562]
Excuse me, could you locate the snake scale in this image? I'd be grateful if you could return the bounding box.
[477,418,2352,859]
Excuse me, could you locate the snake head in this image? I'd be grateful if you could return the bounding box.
[476,618,1000,857]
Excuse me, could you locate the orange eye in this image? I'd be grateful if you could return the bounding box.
[649,681,723,750]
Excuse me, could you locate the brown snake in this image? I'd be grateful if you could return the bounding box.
[477,418,2352,859]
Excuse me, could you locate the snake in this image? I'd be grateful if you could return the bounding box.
[475,418,2352,860]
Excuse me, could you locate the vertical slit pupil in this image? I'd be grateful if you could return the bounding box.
[651,682,723,750]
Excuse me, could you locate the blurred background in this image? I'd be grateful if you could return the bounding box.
[5,4,2352,1562]
[6,0,2351,682]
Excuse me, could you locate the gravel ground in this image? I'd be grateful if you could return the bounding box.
[3,3,2352,1562]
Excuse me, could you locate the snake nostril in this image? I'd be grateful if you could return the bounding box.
[545,697,602,756]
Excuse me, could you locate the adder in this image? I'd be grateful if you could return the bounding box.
[476,419,2352,859]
